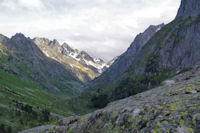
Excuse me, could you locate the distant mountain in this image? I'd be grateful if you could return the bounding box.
[33,37,109,82]
[0,33,81,97]
[61,43,110,74]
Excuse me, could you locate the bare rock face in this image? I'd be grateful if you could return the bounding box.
[176,0,200,19]
[159,21,200,69]
[113,23,164,76]
[126,23,165,57]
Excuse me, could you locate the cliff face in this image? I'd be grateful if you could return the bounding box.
[176,0,200,19]
[109,23,164,78]
[126,24,164,57]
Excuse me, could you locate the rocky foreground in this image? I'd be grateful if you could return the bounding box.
[20,67,200,133]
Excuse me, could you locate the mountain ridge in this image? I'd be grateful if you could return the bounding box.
[33,37,111,82]
[0,33,81,97]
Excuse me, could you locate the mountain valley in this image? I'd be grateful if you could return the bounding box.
[0,0,200,132]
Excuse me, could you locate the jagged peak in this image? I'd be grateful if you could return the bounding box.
[0,34,7,38]
[146,23,165,33]
[107,56,118,66]
[0,34,9,40]
[49,39,61,48]
[148,23,164,28]
[61,42,76,55]
[62,42,70,47]
[80,50,89,55]
[0,34,10,46]
[11,33,26,39]
[131,23,165,45]
[94,58,104,63]
[176,0,200,19]
[62,42,74,50]
[133,23,164,42]
[52,39,59,44]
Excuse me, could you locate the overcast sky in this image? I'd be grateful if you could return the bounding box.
[0,0,180,62]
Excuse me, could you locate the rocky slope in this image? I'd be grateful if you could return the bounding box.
[0,33,81,97]
[33,38,109,82]
[20,66,200,133]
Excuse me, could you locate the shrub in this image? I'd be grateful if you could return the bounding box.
[91,94,109,109]
[0,124,5,133]
[42,109,50,122]
[110,77,148,101]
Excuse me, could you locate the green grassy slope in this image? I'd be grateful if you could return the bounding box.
[0,69,77,132]
[0,36,81,98]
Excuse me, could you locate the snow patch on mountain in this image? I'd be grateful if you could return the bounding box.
[61,44,111,74]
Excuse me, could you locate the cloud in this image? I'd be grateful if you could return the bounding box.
[0,1,17,10]
[0,0,44,11]
[0,0,180,62]
[19,0,44,9]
